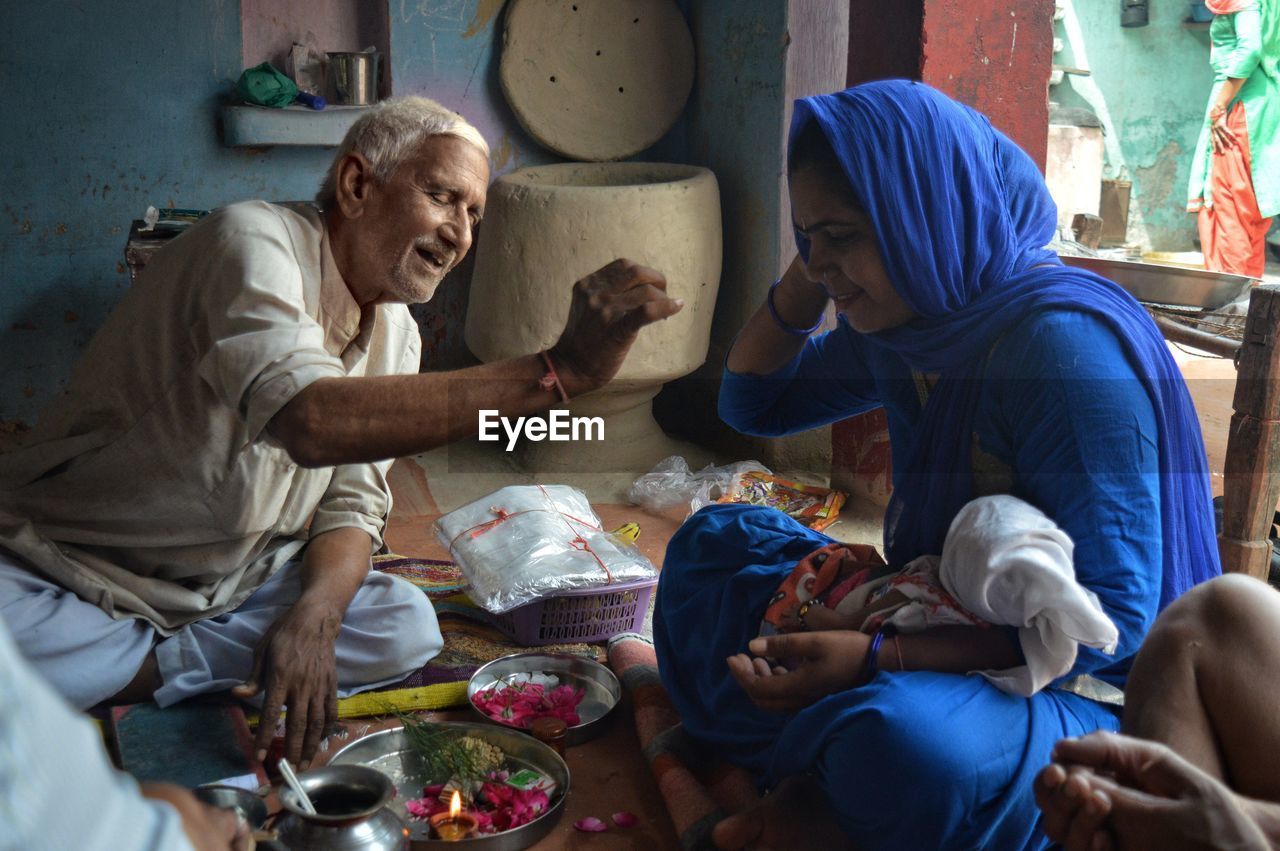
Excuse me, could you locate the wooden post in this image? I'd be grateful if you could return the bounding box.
[1220,286,1280,579]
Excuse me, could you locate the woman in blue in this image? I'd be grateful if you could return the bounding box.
[653,81,1221,850]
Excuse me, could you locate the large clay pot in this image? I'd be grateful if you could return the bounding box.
[465,162,722,473]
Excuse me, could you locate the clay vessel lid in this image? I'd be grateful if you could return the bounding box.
[499,0,695,161]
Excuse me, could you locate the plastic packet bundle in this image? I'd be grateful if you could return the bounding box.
[717,470,847,531]
[627,455,772,514]
[435,484,657,614]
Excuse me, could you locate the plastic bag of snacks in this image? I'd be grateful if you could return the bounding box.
[436,484,657,614]
[627,455,771,513]
[716,470,847,532]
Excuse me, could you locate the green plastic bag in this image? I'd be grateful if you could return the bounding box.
[236,62,298,108]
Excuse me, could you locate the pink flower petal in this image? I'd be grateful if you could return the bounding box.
[612,811,639,828]
[574,816,609,832]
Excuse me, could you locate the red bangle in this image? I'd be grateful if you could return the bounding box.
[538,350,569,404]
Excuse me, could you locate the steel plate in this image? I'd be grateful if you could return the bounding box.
[328,723,569,849]
[1060,254,1255,309]
[467,652,621,746]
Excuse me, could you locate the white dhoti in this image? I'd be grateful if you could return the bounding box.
[0,550,443,709]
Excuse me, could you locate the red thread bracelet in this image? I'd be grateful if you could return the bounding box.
[538,350,569,404]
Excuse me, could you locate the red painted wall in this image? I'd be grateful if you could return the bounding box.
[920,0,1054,169]
[832,0,1053,506]
[846,0,923,85]
[844,0,1052,169]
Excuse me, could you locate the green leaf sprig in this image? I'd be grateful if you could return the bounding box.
[392,709,503,784]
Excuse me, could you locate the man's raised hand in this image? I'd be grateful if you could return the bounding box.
[549,259,683,396]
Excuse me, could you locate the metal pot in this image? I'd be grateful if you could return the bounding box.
[325,51,379,105]
[276,764,408,851]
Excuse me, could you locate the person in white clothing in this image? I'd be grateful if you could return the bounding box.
[0,615,250,851]
[0,95,682,768]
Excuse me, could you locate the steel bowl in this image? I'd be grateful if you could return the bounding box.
[1060,254,1255,309]
[328,722,569,849]
[467,652,621,746]
[193,784,269,830]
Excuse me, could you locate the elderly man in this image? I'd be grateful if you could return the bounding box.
[0,96,681,767]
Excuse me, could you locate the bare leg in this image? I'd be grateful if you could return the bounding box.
[1123,574,1280,801]
[107,650,161,704]
[711,774,854,851]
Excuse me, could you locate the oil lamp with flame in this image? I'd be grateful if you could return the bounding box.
[429,790,479,841]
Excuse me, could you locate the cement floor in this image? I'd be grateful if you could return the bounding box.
[362,312,1254,847]
[367,441,883,850]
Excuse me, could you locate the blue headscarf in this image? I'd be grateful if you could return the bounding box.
[791,80,1219,609]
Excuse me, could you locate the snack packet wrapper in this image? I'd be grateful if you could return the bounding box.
[716,470,847,531]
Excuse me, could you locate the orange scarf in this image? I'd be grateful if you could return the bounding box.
[1205,0,1253,13]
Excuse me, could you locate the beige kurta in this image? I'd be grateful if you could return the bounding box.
[0,202,421,633]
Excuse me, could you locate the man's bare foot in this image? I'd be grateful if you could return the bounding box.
[711,774,852,850]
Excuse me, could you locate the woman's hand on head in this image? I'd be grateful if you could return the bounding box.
[726,630,871,713]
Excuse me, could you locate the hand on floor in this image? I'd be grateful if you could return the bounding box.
[233,600,341,769]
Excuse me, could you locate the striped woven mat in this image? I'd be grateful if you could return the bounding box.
[607,633,760,850]
[333,555,600,718]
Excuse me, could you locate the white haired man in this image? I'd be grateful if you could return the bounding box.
[0,96,683,767]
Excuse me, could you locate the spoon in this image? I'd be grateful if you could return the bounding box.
[277,758,317,815]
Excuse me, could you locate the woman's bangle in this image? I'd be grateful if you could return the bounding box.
[766,279,823,336]
[893,633,905,672]
[862,626,888,682]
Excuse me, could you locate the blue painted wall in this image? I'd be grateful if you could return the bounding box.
[1053,0,1214,250]
[1,0,792,432]
[683,2,789,349]
[0,1,334,425]
[386,0,558,371]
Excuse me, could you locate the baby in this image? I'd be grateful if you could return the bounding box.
[760,495,1119,696]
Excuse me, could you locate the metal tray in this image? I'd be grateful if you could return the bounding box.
[467,652,621,746]
[1060,255,1255,309]
[328,722,569,849]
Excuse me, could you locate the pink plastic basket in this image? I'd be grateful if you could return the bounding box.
[489,577,658,645]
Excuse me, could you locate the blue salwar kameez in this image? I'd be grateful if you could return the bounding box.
[654,81,1220,850]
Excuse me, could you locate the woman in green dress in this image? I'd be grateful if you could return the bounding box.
[1187,0,1279,277]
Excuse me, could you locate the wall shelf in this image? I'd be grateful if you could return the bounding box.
[221,103,371,147]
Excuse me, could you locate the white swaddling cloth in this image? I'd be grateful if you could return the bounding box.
[928,494,1119,697]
